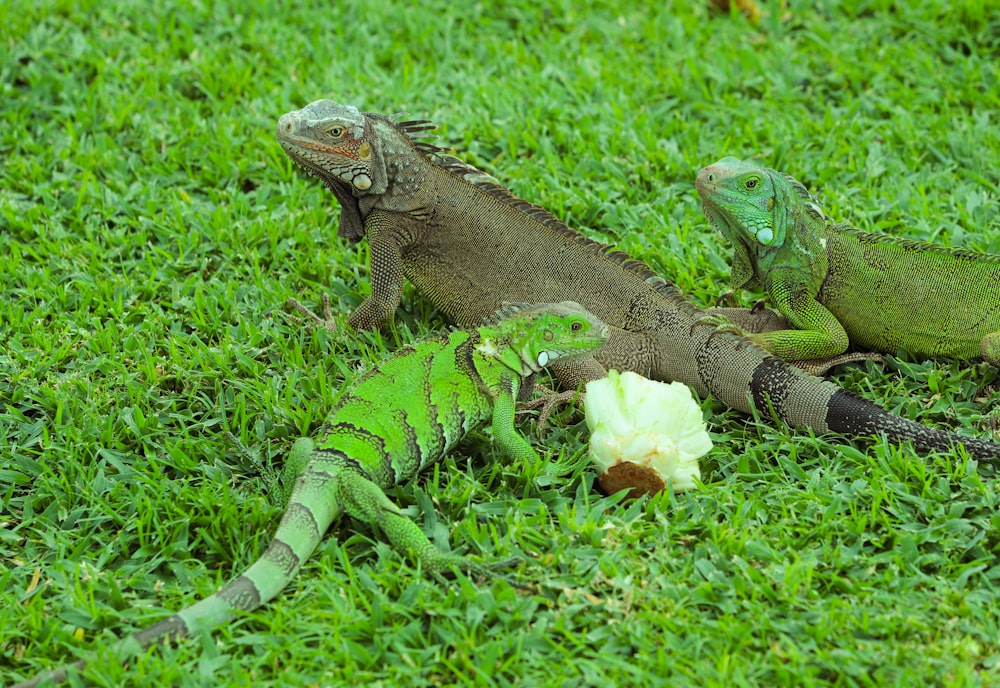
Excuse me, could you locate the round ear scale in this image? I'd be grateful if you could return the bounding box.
[756,228,774,245]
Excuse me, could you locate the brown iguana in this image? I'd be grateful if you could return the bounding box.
[275,100,1000,461]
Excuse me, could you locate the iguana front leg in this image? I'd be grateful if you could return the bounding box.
[286,210,411,333]
[704,301,882,374]
[348,210,409,330]
[491,378,542,464]
[751,277,850,361]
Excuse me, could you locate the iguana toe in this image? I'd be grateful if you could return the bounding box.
[517,388,583,435]
[284,294,340,334]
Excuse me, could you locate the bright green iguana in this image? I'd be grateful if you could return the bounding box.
[275,100,1000,460]
[696,156,1000,365]
[11,301,608,687]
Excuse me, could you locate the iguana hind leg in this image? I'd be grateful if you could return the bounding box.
[981,332,1000,367]
[337,471,519,578]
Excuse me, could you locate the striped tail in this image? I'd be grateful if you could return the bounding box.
[824,387,1000,461]
[744,357,1000,462]
[12,465,342,688]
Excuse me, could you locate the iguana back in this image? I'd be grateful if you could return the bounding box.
[696,156,1000,365]
[276,100,1000,460]
[823,229,1000,361]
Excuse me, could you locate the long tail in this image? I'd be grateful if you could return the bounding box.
[12,465,341,688]
[646,298,1000,463]
[824,385,1000,461]
[740,353,1000,462]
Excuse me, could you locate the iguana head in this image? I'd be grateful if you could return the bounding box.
[277,100,387,194]
[696,157,804,290]
[277,100,393,242]
[481,301,609,375]
[277,100,445,242]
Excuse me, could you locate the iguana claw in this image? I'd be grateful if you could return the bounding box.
[715,290,739,308]
[516,386,583,434]
[284,294,340,334]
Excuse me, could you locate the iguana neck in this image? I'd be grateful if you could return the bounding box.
[359,117,437,216]
[754,175,830,286]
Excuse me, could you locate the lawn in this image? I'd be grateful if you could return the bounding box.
[2,0,1000,685]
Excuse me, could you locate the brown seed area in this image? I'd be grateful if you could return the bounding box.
[598,461,667,499]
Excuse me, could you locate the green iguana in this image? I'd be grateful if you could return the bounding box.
[696,156,1000,365]
[274,100,1000,460]
[11,301,608,687]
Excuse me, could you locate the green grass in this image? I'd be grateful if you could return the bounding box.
[2,0,1000,685]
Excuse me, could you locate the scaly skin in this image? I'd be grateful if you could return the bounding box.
[274,100,1000,461]
[696,156,1000,365]
[11,301,608,688]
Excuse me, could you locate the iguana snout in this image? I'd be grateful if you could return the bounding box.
[694,155,742,195]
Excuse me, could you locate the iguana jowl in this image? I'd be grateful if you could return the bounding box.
[696,156,1000,365]
[275,100,1000,460]
[12,301,608,687]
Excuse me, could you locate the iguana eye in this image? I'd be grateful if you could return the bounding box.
[571,321,583,332]
[328,126,344,138]
[745,177,759,190]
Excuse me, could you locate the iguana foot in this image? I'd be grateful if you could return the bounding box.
[714,290,740,308]
[430,555,528,590]
[477,556,531,591]
[517,386,583,434]
[284,294,339,334]
[707,302,792,335]
[689,312,746,338]
[225,431,281,495]
[225,432,306,508]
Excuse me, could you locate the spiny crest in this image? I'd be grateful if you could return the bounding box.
[386,115,707,310]
[842,226,1000,264]
[780,171,829,222]
[391,114,446,155]
[482,302,532,325]
[435,154,502,186]
[436,155,689,292]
